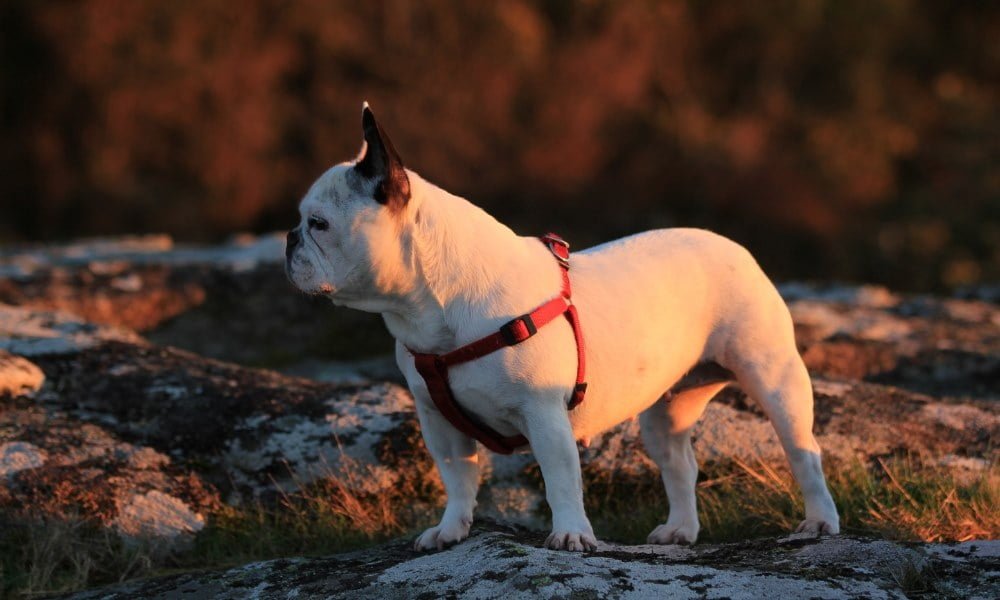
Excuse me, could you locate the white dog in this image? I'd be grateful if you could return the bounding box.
[286,104,840,552]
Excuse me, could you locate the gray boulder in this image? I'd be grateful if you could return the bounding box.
[0,303,430,505]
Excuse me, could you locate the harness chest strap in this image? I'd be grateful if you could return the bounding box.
[408,234,588,454]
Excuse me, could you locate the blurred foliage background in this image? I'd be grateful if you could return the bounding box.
[1,0,997,291]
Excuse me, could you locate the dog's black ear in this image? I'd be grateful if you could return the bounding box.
[355,102,410,210]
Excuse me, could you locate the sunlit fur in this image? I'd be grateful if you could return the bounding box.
[287,126,840,553]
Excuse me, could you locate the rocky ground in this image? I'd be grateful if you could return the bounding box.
[61,521,1000,599]
[1,235,997,597]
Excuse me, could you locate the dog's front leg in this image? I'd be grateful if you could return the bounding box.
[412,393,480,551]
[525,403,597,552]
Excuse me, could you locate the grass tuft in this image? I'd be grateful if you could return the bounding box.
[891,559,938,597]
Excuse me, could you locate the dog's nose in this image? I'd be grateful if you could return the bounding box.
[285,228,300,259]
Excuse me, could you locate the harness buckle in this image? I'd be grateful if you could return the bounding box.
[500,313,537,346]
[543,234,570,249]
[543,235,571,268]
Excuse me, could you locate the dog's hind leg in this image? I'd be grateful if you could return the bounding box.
[730,355,840,535]
[640,381,729,544]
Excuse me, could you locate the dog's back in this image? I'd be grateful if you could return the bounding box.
[563,227,792,433]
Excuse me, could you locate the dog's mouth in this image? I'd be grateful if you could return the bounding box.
[283,248,344,299]
[284,257,299,286]
[284,258,316,295]
[285,268,337,299]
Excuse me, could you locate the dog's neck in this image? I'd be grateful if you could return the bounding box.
[377,174,551,354]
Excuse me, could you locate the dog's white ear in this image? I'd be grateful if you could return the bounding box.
[355,102,410,210]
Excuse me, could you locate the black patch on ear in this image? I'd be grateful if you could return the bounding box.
[372,183,387,204]
[355,105,410,211]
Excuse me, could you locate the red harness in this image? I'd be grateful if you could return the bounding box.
[408,234,587,454]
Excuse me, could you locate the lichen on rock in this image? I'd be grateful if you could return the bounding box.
[0,440,47,479]
[112,490,206,546]
[0,350,45,396]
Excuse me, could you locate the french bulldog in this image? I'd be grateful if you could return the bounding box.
[285,103,840,552]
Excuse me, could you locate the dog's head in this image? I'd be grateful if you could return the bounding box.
[285,104,413,307]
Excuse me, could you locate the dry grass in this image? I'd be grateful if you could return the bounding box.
[710,456,999,542]
[589,456,999,544]
[0,516,155,598]
[0,457,439,598]
[2,456,996,598]
[176,456,439,571]
[847,458,998,542]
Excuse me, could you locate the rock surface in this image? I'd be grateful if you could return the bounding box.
[0,394,219,548]
[0,234,390,364]
[784,283,999,400]
[62,521,1000,599]
[13,339,431,502]
[1,236,997,595]
[0,349,44,396]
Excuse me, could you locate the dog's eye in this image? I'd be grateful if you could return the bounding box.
[307,216,329,231]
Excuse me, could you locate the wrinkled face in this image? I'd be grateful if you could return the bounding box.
[286,165,377,299]
[285,105,412,309]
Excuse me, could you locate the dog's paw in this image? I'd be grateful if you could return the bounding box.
[647,523,699,545]
[544,530,598,552]
[413,520,471,551]
[795,518,839,536]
